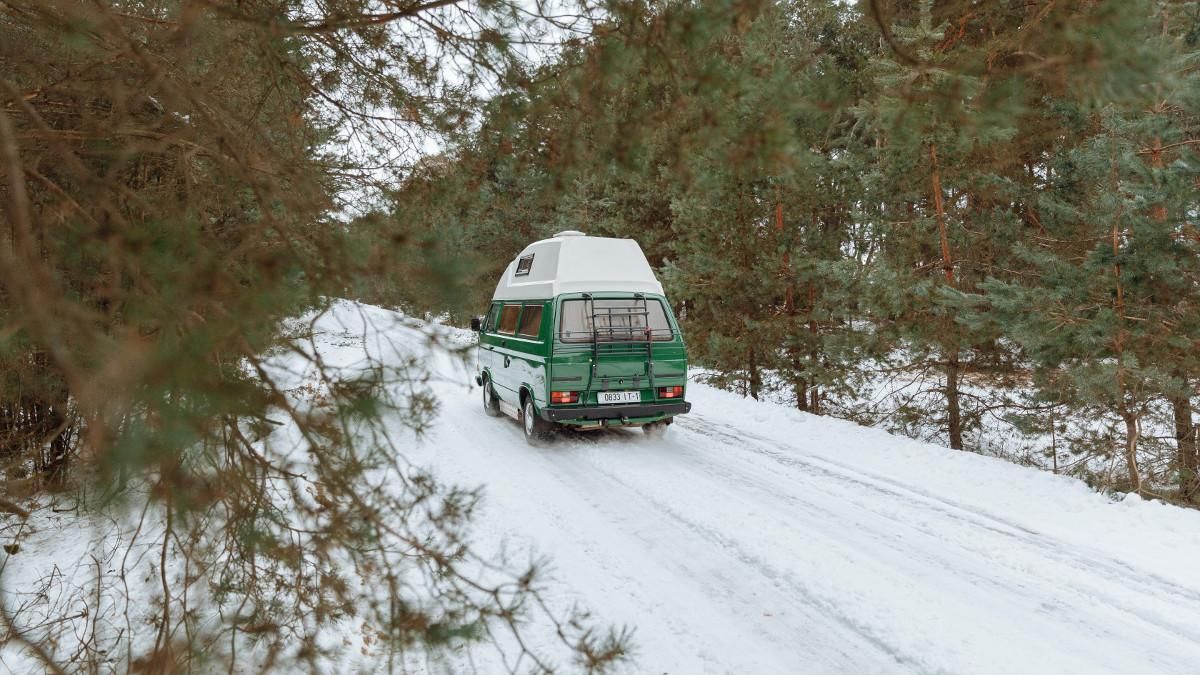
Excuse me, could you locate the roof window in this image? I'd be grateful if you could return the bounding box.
[514,254,534,277]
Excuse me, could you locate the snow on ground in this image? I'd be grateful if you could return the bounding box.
[719,355,1182,486]
[317,301,1200,674]
[6,299,1200,674]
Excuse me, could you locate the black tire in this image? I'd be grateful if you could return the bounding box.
[522,396,554,444]
[642,421,669,438]
[481,375,501,417]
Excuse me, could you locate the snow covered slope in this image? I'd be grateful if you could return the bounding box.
[6,300,1200,673]
[308,301,1200,674]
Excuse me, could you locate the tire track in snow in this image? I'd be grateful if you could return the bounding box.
[677,416,1200,606]
[421,381,1200,673]
[553,432,1160,674]
[425,410,884,674]
[538,434,933,675]
[671,415,1200,656]
[294,305,1200,674]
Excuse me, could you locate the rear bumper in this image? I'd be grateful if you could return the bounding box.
[542,400,691,422]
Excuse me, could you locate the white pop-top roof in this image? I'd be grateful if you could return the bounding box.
[492,232,664,301]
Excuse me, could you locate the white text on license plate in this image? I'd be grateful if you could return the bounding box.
[598,391,641,405]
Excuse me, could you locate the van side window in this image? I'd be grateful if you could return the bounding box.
[497,304,521,334]
[484,304,501,332]
[517,304,543,338]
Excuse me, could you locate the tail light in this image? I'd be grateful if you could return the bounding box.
[551,391,579,404]
[658,386,683,399]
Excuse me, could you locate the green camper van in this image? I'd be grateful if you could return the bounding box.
[471,231,691,443]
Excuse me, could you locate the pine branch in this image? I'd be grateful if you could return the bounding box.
[0,496,30,518]
[1136,139,1200,154]
[193,0,467,35]
[868,0,924,67]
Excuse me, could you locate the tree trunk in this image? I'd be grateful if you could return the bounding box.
[748,347,760,400]
[930,143,960,450]
[1172,392,1198,501]
[777,192,805,412]
[1122,412,1142,494]
[1148,130,1197,500]
[929,143,954,285]
[792,352,808,412]
[1050,407,1058,474]
[808,283,820,415]
[946,351,963,450]
[776,196,793,313]
[1109,151,1137,493]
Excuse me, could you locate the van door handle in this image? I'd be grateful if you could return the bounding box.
[503,355,511,368]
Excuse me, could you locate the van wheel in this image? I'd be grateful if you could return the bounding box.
[522,397,554,444]
[481,376,500,417]
[642,421,669,438]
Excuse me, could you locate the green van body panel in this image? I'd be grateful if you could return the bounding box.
[477,291,690,428]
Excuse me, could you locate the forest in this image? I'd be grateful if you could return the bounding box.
[386,0,1200,500]
[1,0,1198,672]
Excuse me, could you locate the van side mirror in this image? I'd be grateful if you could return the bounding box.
[470,316,482,332]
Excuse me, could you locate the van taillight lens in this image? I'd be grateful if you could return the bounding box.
[551,391,579,404]
[658,386,683,399]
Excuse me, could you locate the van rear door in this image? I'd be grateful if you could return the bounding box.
[556,296,683,403]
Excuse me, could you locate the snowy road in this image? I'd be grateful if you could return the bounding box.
[6,301,1196,674]
[340,304,1200,674]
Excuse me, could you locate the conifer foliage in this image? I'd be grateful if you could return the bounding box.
[3,0,1199,669]
[1,1,627,672]
[394,0,1199,501]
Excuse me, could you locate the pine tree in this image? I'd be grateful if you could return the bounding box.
[855,0,1025,449]
[1,1,631,669]
[975,0,1198,493]
[380,0,1200,501]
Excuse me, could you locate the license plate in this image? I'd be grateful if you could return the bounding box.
[598,391,641,405]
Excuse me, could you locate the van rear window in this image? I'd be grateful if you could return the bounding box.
[497,305,521,334]
[517,305,543,338]
[558,299,673,342]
